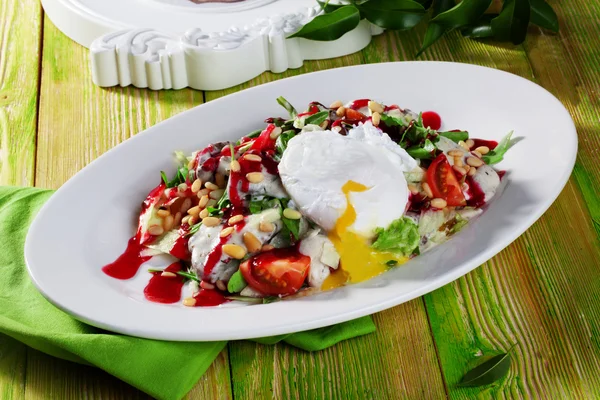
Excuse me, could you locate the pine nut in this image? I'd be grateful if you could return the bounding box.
[207,199,217,207]
[220,227,234,238]
[244,154,262,162]
[330,100,343,109]
[332,126,342,133]
[183,297,196,307]
[468,166,477,176]
[187,159,195,170]
[472,150,483,158]
[431,198,447,209]
[261,244,275,252]
[161,271,177,278]
[216,280,227,292]
[180,198,192,214]
[173,212,182,227]
[243,232,263,253]
[198,195,209,208]
[230,160,241,173]
[475,146,490,155]
[319,120,329,129]
[458,140,470,150]
[454,157,464,167]
[197,188,209,198]
[199,209,209,219]
[205,182,219,191]
[228,214,244,225]
[209,189,225,200]
[223,244,247,260]
[465,139,475,149]
[259,221,275,232]
[191,178,202,193]
[283,208,302,220]
[467,157,484,167]
[336,106,346,117]
[148,225,164,236]
[270,126,283,140]
[178,183,188,193]
[453,165,467,175]
[182,215,191,225]
[422,182,434,198]
[448,149,464,157]
[157,209,170,218]
[188,216,198,226]
[202,216,221,227]
[215,172,226,189]
[246,172,264,183]
[200,281,215,290]
[372,112,381,126]
[368,101,384,114]
[164,215,174,231]
[406,184,418,195]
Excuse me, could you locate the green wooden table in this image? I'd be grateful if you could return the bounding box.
[1,0,599,398]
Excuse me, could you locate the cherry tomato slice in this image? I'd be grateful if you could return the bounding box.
[240,248,310,296]
[426,154,466,206]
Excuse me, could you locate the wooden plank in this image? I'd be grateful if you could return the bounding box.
[31,16,232,399]
[0,0,42,398]
[205,54,447,399]
[395,5,600,398]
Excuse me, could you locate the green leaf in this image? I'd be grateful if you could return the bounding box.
[275,130,296,160]
[289,5,361,41]
[263,296,281,304]
[187,221,203,237]
[461,16,495,38]
[407,138,436,159]
[317,0,347,13]
[176,271,200,282]
[227,270,247,293]
[458,352,511,386]
[530,0,558,32]
[160,171,169,186]
[246,129,262,139]
[482,130,514,165]
[276,96,297,119]
[216,190,230,209]
[439,130,469,142]
[282,216,301,241]
[449,213,468,235]
[248,196,280,215]
[432,0,492,30]
[417,0,456,56]
[359,0,426,30]
[304,110,330,126]
[491,0,531,44]
[372,217,420,258]
[225,295,263,304]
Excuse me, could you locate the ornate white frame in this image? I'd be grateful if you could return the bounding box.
[41,0,383,90]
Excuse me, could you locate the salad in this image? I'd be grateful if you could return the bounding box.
[102,97,513,307]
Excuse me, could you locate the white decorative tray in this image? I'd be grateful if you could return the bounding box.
[41,0,382,90]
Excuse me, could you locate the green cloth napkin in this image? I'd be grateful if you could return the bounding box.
[0,186,376,400]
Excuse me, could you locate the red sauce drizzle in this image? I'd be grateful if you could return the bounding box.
[422,111,442,130]
[466,176,486,208]
[193,289,230,307]
[297,104,320,118]
[143,262,185,304]
[102,236,152,280]
[203,220,246,277]
[170,230,190,260]
[470,138,498,150]
[348,99,370,110]
[497,170,506,180]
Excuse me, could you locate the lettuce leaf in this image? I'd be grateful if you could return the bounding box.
[372,217,420,257]
[483,130,514,165]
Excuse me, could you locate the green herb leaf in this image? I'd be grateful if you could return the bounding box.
[458,352,511,386]
[491,0,531,44]
[160,171,169,186]
[225,295,263,304]
[432,0,492,30]
[148,268,163,273]
[276,96,298,119]
[216,189,231,210]
[304,110,330,126]
[530,0,558,32]
[482,130,514,165]
[187,221,202,237]
[358,0,426,31]
[407,138,436,159]
[206,206,222,217]
[439,130,469,142]
[282,216,301,241]
[177,271,200,282]
[372,217,420,257]
[263,296,281,304]
[417,0,455,55]
[248,196,281,215]
[449,214,468,235]
[289,5,361,41]
[227,270,248,293]
[246,129,262,139]
[275,130,297,160]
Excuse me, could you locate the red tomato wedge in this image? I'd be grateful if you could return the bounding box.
[240,248,310,296]
[426,154,467,206]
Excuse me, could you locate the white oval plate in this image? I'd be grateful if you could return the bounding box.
[25,62,577,341]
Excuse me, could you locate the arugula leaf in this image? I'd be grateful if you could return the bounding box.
[439,130,469,143]
[275,130,296,160]
[216,189,230,209]
[248,196,280,214]
[282,217,301,241]
[289,5,361,41]
[304,110,330,126]
[177,271,200,282]
[225,295,263,304]
[491,0,531,44]
[160,171,169,186]
[372,217,420,258]
[276,96,297,119]
[407,138,436,159]
[482,130,514,165]
[246,130,262,139]
[187,221,202,237]
[162,166,189,189]
[227,270,247,293]
[263,296,281,304]
[206,206,222,217]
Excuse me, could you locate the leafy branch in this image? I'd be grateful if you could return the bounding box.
[290,0,558,54]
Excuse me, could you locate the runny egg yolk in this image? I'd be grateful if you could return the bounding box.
[322,181,409,290]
